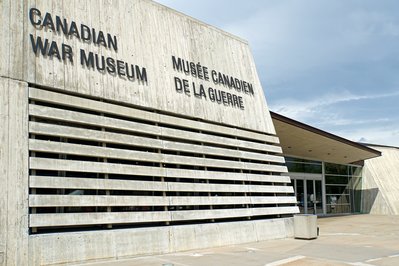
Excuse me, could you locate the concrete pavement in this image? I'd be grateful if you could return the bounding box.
[77,215,399,266]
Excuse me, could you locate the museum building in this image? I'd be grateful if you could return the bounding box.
[1,0,398,265]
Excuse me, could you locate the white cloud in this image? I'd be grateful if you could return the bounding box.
[336,126,399,147]
[270,90,399,121]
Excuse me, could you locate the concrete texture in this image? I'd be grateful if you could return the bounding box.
[2,0,276,133]
[0,77,29,266]
[294,215,318,239]
[29,218,294,265]
[77,215,399,266]
[362,145,399,215]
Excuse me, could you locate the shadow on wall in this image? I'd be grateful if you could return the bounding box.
[361,188,379,213]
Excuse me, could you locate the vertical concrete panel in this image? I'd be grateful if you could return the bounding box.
[0,0,10,78]
[0,0,25,80]
[0,78,10,266]
[362,146,399,215]
[0,78,29,266]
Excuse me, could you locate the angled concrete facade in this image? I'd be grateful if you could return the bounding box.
[362,145,399,215]
[0,0,298,265]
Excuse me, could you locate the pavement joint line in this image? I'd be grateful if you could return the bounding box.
[157,257,189,266]
[366,257,382,262]
[263,255,306,266]
[349,262,376,266]
[246,247,260,251]
[322,233,361,236]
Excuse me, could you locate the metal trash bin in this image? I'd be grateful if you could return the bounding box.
[294,214,318,240]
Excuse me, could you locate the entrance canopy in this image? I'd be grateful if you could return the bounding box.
[271,112,381,164]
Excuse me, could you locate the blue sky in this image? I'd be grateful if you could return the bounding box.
[156,0,399,146]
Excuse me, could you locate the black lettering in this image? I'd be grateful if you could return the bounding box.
[223,74,230,87]
[96,31,107,47]
[193,82,200,97]
[80,49,94,69]
[208,87,215,102]
[68,21,80,39]
[95,54,105,71]
[106,57,116,74]
[232,94,239,107]
[42,13,55,31]
[235,78,242,91]
[107,34,118,51]
[203,67,209,81]
[55,16,68,35]
[136,66,147,82]
[221,91,228,105]
[211,70,217,83]
[218,73,224,85]
[243,81,248,93]
[248,83,254,95]
[92,28,97,44]
[182,60,189,75]
[215,89,222,103]
[81,24,91,42]
[175,77,183,92]
[229,77,236,89]
[172,56,183,71]
[126,63,135,80]
[117,60,125,77]
[48,41,61,60]
[30,35,48,56]
[199,84,206,99]
[227,92,233,106]
[29,8,41,26]
[238,96,244,109]
[197,63,203,79]
[61,43,73,63]
[182,79,190,95]
[190,62,196,77]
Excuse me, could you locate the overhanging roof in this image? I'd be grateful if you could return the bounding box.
[271,111,381,164]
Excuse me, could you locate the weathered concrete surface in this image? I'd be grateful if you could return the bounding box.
[0,78,29,266]
[2,0,276,133]
[29,218,294,265]
[0,1,298,264]
[362,145,399,215]
[294,215,317,239]
[76,215,399,266]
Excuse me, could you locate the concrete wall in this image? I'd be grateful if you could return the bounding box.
[362,145,399,215]
[1,0,274,133]
[0,0,298,265]
[29,218,294,265]
[0,78,29,266]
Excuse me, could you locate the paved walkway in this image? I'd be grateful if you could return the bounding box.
[79,215,399,266]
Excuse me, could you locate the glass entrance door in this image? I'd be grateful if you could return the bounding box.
[293,178,323,214]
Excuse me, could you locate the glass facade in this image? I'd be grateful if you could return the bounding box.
[285,157,363,215]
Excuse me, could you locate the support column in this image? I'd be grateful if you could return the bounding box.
[0,78,29,266]
[322,161,327,215]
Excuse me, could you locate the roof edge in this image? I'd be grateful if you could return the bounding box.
[360,142,399,150]
[270,111,382,157]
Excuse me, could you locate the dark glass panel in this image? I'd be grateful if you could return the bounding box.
[326,185,348,195]
[325,163,349,175]
[325,175,348,185]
